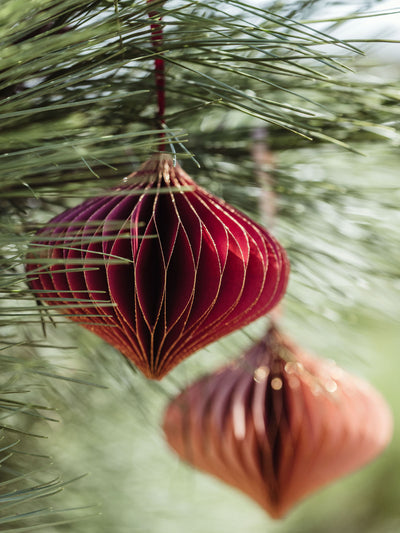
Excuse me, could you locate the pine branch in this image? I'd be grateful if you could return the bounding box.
[1,0,399,201]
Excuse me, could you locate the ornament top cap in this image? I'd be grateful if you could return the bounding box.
[123,153,185,187]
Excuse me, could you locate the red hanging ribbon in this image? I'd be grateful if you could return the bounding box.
[148,0,166,151]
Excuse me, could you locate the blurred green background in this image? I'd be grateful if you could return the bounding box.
[1,0,399,531]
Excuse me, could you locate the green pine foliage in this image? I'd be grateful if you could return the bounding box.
[0,0,399,530]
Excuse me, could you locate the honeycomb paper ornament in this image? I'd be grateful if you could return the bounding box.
[163,326,393,517]
[26,155,289,379]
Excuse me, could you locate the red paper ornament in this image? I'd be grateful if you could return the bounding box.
[163,326,393,517]
[26,155,289,379]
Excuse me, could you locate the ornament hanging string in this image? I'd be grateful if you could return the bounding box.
[148,0,166,151]
[251,126,283,323]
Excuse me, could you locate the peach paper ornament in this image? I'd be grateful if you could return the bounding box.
[163,326,393,517]
[26,155,289,379]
